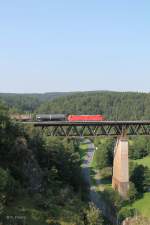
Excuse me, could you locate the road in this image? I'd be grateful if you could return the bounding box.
[81,139,116,225]
[81,139,104,205]
[81,139,95,185]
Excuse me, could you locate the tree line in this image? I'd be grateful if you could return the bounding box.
[0,91,150,120]
[0,100,105,225]
[37,91,150,120]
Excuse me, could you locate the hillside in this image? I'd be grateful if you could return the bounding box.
[37,91,150,120]
[1,92,150,224]
[1,101,104,225]
[1,91,150,120]
[0,92,72,112]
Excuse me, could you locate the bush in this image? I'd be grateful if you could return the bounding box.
[129,137,150,160]
[100,167,112,178]
[0,168,9,192]
[130,164,150,193]
[102,189,124,212]
[123,216,150,225]
[84,203,104,225]
[118,207,136,223]
[127,182,138,202]
[94,138,114,170]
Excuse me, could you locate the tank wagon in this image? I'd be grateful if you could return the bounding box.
[36,114,105,121]
[36,114,66,121]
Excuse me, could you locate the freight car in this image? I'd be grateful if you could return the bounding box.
[36,114,66,121]
[10,114,32,121]
[35,114,105,121]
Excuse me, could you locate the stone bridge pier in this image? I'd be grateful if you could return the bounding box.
[112,137,129,199]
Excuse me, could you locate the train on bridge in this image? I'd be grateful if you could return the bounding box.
[10,114,105,122]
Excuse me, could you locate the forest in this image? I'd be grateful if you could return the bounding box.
[0,91,150,120]
[0,92,70,113]
[0,100,105,225]
[0,91,150,225]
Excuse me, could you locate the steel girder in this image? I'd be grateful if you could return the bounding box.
[30,121,150,137]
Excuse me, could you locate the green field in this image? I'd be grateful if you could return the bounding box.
[131,192,150,217]
[133,156,150,169]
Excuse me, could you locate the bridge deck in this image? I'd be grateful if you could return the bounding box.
[20,121,150,136]
[22,121,150,126]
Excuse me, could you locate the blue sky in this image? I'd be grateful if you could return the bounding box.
[0,0,150,93]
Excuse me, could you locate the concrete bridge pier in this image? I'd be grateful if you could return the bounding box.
[112,137,129,199]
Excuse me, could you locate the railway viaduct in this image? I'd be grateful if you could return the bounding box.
[23,120,150,199]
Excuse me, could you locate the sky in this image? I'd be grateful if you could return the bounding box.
[0,0,150,93]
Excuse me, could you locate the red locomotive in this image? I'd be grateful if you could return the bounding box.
[67,115,105,121]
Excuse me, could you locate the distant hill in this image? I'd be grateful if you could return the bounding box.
[0,92,72,112]
[37,91,150,120]
[0,91,112,112]
[0,91,150,120]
